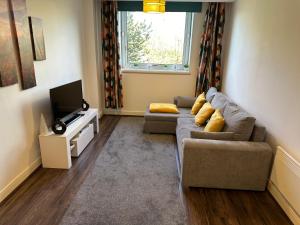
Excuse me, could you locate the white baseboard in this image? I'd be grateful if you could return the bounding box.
[103,109,144,116]
[268,181,300,225]
[0,157,41,203]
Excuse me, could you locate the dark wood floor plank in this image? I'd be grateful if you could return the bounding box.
[226,191,267,225]
[0,115,292,225]
[184,188,210,225]
[253,192,293,225]
[184,187,292,225]
[0,115,121,225]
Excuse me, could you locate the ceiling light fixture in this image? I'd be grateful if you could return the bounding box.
[143,0,166,13]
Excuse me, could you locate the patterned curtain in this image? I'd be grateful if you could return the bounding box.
[195,3,225,96]
[101,1,123,109]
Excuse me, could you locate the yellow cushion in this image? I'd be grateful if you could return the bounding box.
[195,102,215,126]
[204,109,225,132]
[149,103,179,114]
[191,92,206,115]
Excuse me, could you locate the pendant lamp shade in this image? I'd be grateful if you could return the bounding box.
[143,0,166,13]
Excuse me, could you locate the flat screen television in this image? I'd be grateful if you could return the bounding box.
[50,80,83,122]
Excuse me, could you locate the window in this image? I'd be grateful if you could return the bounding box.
[119,12,193,73]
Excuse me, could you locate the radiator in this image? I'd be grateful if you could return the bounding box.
[269,146,300,225]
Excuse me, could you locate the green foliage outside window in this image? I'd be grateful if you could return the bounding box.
[127,14,183,65]
[127,14,152,64]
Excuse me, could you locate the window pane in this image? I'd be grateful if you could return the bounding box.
[127,12,186,65]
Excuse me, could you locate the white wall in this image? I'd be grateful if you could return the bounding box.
[0,0,86,202]
[223,1,300,222]
[81,0,103,113]
[222,0,300,162]
[104,12,205,115]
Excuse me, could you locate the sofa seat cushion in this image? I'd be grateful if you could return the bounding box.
[178,108,194,118]
[177,118,204,139]
[177,117,202,131]
[176,118,204,167]
[145,108,179,122]
[223,104,256,141]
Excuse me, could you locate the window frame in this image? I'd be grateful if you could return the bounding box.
[119,11,193,73]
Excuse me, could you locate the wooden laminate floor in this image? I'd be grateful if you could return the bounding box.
[0,116,292,225]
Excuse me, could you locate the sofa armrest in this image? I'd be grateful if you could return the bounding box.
[174,96,196,108]
[181,138,273,191]
[190,131,234,140]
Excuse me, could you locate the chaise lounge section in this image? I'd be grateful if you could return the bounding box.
[144,106,194,134]
[144,88,273,191]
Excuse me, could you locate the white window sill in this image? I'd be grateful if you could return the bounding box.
[121,69,191,75]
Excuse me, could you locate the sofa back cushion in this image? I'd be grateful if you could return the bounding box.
[223,104,256,141]
[175,96,196,108]
[250,124,266,142]
[206,87,218,102]
[191,131,234,141]
[211,93,236,113]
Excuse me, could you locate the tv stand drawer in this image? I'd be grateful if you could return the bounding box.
[71,123,94,157]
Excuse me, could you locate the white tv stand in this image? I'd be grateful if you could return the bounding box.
[39,108,99,169]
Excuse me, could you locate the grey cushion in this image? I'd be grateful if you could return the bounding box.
[177,117,200,131]
[178,108,194,118]
[176,118,204,166]
[190,131,234,141]
[211,93,236,113]
[176,118,204,148]
[223,104,256,141]
[250,124,266,142]
[174,96,196,108]
[206,87,218,102]
[144,108,179,122]
[144,107,193,123]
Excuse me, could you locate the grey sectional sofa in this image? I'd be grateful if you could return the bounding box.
[144,88,273,191]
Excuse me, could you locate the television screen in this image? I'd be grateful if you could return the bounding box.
[50,80,83,120]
